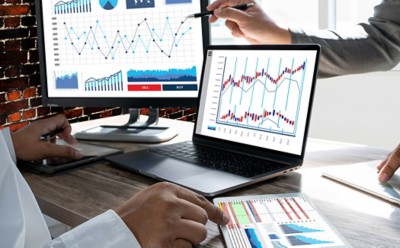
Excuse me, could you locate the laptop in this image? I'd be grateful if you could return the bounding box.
[106,44,320,196]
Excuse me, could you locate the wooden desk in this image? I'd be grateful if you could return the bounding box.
[22,115,400,247]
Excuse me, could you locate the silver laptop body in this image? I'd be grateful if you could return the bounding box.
[106,44,320,196]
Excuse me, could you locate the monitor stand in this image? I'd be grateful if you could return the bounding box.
[74,108,178,143]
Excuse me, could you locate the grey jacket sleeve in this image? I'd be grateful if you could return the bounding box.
[290,0,400,78]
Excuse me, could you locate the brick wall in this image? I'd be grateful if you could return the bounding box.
[0,0,196,132]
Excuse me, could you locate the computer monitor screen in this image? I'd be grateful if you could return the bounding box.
[36,0,209,108]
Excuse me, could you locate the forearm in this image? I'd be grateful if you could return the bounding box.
[290,0,400,78]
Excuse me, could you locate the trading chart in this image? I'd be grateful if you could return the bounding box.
[196,48,318,155]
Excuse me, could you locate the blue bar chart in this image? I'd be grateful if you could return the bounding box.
[54,0,91,14]
[84,71,123,91]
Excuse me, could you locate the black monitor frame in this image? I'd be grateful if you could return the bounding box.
[36,0,210,109]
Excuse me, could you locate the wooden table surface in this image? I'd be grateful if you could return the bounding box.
[22,115,400,247]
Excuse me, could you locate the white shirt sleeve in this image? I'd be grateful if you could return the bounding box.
[0,128,141,248]
[1,127,16,162]
[46,210,141,248]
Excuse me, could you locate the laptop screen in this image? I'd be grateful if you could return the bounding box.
[195,45,319,156]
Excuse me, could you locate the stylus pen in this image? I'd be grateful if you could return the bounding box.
[41,128,64,141]
[186,2,255,18]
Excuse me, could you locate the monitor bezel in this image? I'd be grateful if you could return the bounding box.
[36,0,210,108]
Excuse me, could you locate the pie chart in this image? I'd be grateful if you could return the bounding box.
[99,0,118,10]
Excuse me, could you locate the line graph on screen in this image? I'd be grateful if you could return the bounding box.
[54,12,196,65]
[216,55,308,137]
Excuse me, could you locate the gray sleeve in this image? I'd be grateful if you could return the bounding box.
[290,0,400,78]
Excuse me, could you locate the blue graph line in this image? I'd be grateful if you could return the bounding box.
[63,17,192,59]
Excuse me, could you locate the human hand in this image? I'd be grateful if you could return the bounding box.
[377,144,400,182]
[114,182,230,247]
[207,0,291,44]
[11,114,83,161]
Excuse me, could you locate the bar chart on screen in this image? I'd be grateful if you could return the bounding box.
[214,193,351,248]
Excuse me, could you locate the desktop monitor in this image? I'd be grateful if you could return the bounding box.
[36,0,209,142]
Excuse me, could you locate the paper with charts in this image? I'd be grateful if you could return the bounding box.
[214,193,352,248]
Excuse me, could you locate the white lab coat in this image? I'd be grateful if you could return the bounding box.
[0,128,141,248]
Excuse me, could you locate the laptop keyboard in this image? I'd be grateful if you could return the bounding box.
[148,142,288,178]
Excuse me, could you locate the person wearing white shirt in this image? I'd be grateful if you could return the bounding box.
[0,114,230,248]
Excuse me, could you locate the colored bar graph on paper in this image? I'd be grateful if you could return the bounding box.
[214,193,351,248]
[231,201,251,225]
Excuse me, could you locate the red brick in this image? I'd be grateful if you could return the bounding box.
[7,90,21,101]
[0,77,29,91]
[177,116,187,121]
[0,93,5,103]
[28,73,40,86]
[36,106,51,117]
[5,66,20,78]
[0,5,30,16]
[9,121,29,132]
[22,108,35,119]
[0,51,27,66]
[140,108,150,115]
[64,108,83,119]
[23,87,36,98]
[5,40,21,51]
[4,16,20,28]
[7,111,21,122]
[100,109,113,118]
[111,108,122,116]
[83,107,106,115]
[0,114,6,126]
[1,99,28,114]
[28,49,38,62]
[183,107,197,116]
[6,0,23,3]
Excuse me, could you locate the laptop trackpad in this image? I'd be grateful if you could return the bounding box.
[146,158,211,180]
[107,150,210,180]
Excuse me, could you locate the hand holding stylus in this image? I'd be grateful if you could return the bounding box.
[206,0,291,44]
[186,3,254,18]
